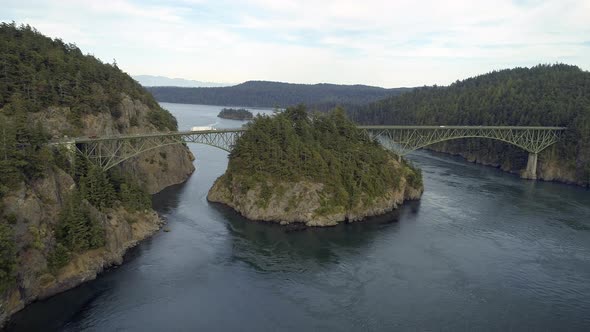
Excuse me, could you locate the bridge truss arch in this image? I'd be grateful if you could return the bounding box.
[360,126,566,156]
[72,129,244,171]
[360,125,566,180]
[52,125,566,180]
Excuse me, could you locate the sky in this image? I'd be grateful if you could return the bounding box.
[2,0,590,87]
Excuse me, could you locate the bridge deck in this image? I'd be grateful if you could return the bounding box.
[52,125,567,144]
[359,125,568,130]
[51,128,246,144]
[52,125,568,173]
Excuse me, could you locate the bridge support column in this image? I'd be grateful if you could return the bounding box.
[523,152,538,180]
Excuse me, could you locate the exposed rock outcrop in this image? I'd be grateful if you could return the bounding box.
[33,94,195,193]
[208,157,423,227]
[0,167,165,323]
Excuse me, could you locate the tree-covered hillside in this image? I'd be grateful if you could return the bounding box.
[0,23,178,299]
[351,64,590,185]
[0,22,177,132]
[0,22,179,200]
[147,81,411,108]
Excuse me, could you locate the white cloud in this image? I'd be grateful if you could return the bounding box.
[2,0,589,87]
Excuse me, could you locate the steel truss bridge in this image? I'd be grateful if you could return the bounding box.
[51,125,567,179]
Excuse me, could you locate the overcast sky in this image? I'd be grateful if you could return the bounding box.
[3,0,589,87]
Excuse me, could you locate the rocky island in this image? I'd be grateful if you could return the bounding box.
[208,106,423,226]
[217,108,254,120]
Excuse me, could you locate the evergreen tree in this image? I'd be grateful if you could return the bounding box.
[55,189,105,253]
[119,183,151,211]
[80,165,115,209]
[0,221,16,292]
[47,243,70,272]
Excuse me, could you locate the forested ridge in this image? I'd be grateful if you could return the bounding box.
[147,81,412,108]
[350,64,590,186]
[0,22,177,132]
[0,23,165,293]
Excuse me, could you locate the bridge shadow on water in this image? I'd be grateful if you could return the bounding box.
[209,200,422,274]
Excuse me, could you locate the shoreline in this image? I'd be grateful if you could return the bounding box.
[422,148,588,188]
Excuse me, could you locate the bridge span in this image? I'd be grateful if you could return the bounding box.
[51,126,567,180]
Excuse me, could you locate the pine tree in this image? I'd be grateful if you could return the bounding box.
[80,165,115,209]
[55,188,106,254]
[47,243,70,272]
[57,190,88,251]
[0,221,16,292]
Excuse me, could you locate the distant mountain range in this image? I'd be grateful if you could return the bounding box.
[133,75,231,88]
[147,80,412,108]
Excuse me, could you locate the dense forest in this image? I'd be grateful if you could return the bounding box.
[350,64,590,185]
[0,23,162,292]
[147,81,411,108]
[217,108,253,120]
[0,22,177,133]
[223,106,421,213]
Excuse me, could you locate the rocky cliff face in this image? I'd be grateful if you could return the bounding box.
[207,157,423,227]
[0,168,164,323]
[0,95,194,324]
[33,94,195,193]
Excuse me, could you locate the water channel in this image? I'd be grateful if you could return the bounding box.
[7,103,590,331]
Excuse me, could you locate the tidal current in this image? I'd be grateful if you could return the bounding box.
[7,103,590,331]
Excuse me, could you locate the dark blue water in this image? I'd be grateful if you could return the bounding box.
[7,103,590,331]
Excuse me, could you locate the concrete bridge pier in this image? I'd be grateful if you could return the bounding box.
[522,152,538,180]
